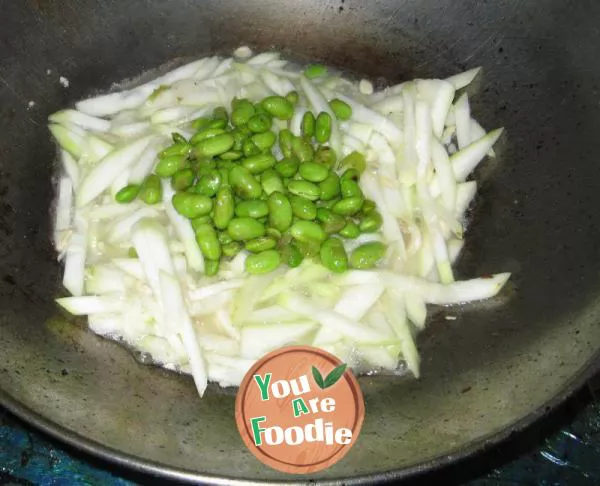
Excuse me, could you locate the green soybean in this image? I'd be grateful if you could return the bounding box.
[290,220,327,243]
[267,192,293,232]
[282,243,304,268]
[155,155,187,177]
[287,180,320,201]
[262,96,294,120]
[328,98,353,121]
[172,192,212,218]
[115,184,140,203]
[274,157,299,178]
[319,173,341,200]
[315,112,332,143]
[242,153,276,174]
[278,129,294,158]
[139,174,162,205]
[219,150,243,161]
[251,131,277,151]
[171,168,195,191]
[340,151,366,173]
[218,168,230,187]
[332,197,364,216]
[190,127,227,145]
[340,179,363,198]
[319,197,340,210]
[316,208,346,234]
[191,116,211,131]
[159,142,191,158]
[247,113,272,133]
[304,64,327,79]
[222,241,242,258]
[359,211,383,233]
[291,136,314,163]
[285,91,299,106]
[171,132,187,144]
[195,169,222,197]
[314,146,337,168]
[227,218,266,241]
[341,168,360,182]
[301,111,315,138]
[193,133,235,158]
[194,158,216,175]
[320,237,348,273]
[229,166,262,199]
[349,242,386,269]
[361,199,377,214]
[245,250,281,275]
[290,195,317,220]
[194,223,221,261]
[218,231,233,245]
[191,216,212,232]
[243,138,261,157]
[266,227,282,240]
[235,200,269,219]
[293,239,321,257]
[298,162,329,182]
[339,221,360,239]
[204,259,220,277]
[245,236,277,253]
[231,100,256,126]
[261,169,285,195]
[213,186,235,230]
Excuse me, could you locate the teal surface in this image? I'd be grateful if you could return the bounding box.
[1,379,598,485]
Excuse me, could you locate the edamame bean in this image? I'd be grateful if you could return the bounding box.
[359,211,383,233]
[247,113,272,133]
[213,186,234,230]
[298,162,329,182]
[340,168,360,182]
[171,168,195,191]
[115,184,140,203]
[332,197,364,216]
[301,112,315,138]
[283,243,304,268]
[195,169,222,197]
[218,168,230,188]
[231,100,256,126]
[274,157,299,178]
[266,227,282,240]
[231,126,250,150]
[139,174,162,205]
[278,129,294,158]
[291,136,314,163]
[194,158,216,176]
[349,242,386,269]
[171,132,187,144]
[251,131,277,151]
[340,179,363,198]
[267,192,293,232]
[290,220,327,243]
[193,133,235,158]
[293,239,321,257]
[261,169,285,195]
[227,217,266,241]
[361,199,376,214]
[316,208,346,234]
[245,236,277,253]
[303,64,327,79]
[172,192,212,218]
[340,151,366,173]
[235,200,269,219]
[229,166,262,199]
[190,127,227,145]
[319,173,341,200]
[155,155,187,177]
[320,237,348,273]
[290,195,317,220]
[242,153,276,174]
[204,259,220,277]
[314,146,337,168]
[218,231,233,245]
[219,150,243,161]
[245,250,281,274]
[339,221,360,239]
[243,139,261,157]
[191,116,211,131]
[191,216,212,232]
[328,98,353,121]
[212,106,229,122]
[222,241,242,258]
[287,180,320,201]
[285,91,299,106]
[262,96,294,120]
[159,142,190,158]
[319,197,340,210]
[194,223,221,261]
[315,112,332,143]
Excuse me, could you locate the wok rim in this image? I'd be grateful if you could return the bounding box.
[1,352,598,484]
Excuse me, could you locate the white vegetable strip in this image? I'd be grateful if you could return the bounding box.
[452,128,503,181]
[334,284,385,321]
[383,292,420,377]
[240,321,317,359]
[60,150,79,188]
[62,214,87,296]
[415,100,432,178]
[54,177,73,250]
[455,181,478,218]
[416,79,455,138]
[49,109,111,133]
[454,93,471,150]
[129,142,162,184]
[56,295,124,315]
[405,293,427,330]
[445,67,481,90]
[49,124,85,158]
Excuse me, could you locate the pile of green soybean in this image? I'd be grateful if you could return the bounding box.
[115,93,386,276]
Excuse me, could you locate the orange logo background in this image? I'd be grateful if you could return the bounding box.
[235,345,365,474]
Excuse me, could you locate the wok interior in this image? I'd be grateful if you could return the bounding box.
[1,0,599,481]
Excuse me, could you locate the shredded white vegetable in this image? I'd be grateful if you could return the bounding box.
[50,47,509,396]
